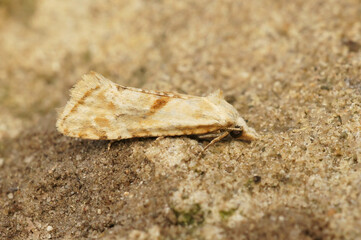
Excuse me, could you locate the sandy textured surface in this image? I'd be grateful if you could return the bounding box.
[0,0,360,239]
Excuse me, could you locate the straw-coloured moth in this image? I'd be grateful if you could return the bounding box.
[56,72,257,149]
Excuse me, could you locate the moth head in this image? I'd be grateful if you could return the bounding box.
[229,127,244,139]
[231,117,258,141]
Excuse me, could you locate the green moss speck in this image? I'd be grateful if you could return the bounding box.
[172,203,204,226]
[219,208,237,220]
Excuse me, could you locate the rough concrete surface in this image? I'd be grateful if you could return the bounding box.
[0,0,360,239]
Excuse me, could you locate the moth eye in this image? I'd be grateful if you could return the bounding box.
[230,129,243,138]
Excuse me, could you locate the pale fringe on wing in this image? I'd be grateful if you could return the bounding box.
[56,72,112,128]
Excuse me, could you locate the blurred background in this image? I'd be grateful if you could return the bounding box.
[0,0,360,139]
[0,1,360,239]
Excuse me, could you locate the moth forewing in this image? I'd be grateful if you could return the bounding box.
[56,72,258,141]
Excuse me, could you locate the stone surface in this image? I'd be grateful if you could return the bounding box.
[0,0,360,239]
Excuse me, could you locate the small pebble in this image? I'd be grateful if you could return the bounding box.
[273,81,282,93]
[47,225,53,232]
[24,155,34,163]
[253,176,262,183]
[7,193,14,199]
[0,158,4,167]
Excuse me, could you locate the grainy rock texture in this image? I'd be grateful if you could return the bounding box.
[0,0,360,239]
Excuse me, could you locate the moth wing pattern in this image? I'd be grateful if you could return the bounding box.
[56,72,239,140]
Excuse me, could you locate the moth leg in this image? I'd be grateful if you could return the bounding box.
[107,140,116,151]
[203,131,230,152]
[193,132,221,140]
[155,136,165,142]
[198,131,230,159]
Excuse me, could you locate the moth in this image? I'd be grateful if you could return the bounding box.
[56,72,257,152]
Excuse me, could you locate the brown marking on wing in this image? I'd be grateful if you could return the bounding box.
[96,91,107,102]
[78,127,108,140]
[60,86,100,123]
[126,128,151,139]
[75,86,100,108]
[98,134,108,140]
[94,116,110,128]
[62,128,70,135]
[149,97,170,115]
[78,132,89,138]
[108,101,116,110]
[92,128,108,140]
[192,109,208,119]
